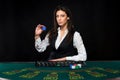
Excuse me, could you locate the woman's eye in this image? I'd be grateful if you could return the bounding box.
[61,15,65,17]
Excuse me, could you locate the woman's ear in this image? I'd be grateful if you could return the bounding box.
[67,17,70,20]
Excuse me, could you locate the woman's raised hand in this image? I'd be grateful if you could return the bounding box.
[35,24,45,39]
[35,24,45,36]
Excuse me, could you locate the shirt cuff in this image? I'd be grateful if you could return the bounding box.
[66,57,72,61]
[36,37,41,42]
[66,56,87,61]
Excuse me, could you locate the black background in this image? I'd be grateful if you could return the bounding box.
[0,0,119,61]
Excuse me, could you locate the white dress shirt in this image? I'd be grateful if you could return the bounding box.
[35,27,87,61]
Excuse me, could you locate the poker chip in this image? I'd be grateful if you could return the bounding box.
[72,65,75,69]
[77,64,82,68]
[69,64,73,69]
[41,26,46,31]
[70,64,82,69]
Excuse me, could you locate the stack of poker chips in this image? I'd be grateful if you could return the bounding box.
[70,64,82,69]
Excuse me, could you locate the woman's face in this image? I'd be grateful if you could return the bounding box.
[56,10,69,27]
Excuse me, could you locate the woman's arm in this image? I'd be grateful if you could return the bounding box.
[35,34,50,52]
[66,31,87,61]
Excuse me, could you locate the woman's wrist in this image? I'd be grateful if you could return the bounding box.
[35,35,40,40]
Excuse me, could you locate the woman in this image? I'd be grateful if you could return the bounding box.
[35,5,87,61]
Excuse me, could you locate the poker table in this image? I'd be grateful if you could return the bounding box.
[0,61,120,80]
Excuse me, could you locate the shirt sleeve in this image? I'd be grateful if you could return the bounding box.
[66,31,87,61]
[35,34,50,53]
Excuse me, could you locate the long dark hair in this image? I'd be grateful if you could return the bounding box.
[48,5,75,43]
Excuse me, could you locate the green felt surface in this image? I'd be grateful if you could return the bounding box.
[0,61,120,80]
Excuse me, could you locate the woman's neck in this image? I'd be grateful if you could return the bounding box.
[60,24,68,31]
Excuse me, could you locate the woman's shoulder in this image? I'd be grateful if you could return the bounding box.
[74,31,81,36]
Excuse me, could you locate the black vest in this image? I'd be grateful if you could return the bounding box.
[47,32,78,60]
